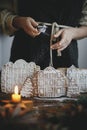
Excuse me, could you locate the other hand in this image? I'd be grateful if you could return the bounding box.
[51,27,76,51]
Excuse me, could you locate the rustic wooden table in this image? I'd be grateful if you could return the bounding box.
[0,91,87,130]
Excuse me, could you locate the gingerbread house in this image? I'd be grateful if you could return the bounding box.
[36,66,67,97]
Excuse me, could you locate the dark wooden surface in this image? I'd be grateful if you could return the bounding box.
[0,92,87,130]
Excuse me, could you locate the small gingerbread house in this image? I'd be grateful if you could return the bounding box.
[36,66,67,97]
[66,65,87,97]
[1,59,40,93]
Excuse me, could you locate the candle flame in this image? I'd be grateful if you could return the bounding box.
[14,85,18,94]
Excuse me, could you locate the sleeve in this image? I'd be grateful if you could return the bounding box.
[79,0,87,26]
[0,9,18,36]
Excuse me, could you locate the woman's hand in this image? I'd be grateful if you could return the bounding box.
[51,26,87,51]
[12,16,40,37]
[51,27,75,51]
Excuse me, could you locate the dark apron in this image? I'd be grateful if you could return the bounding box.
[10,0,85,69]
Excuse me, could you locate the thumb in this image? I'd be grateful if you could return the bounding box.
[54,29,63,38]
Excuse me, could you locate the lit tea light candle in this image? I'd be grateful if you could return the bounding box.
[12,85,21,103]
